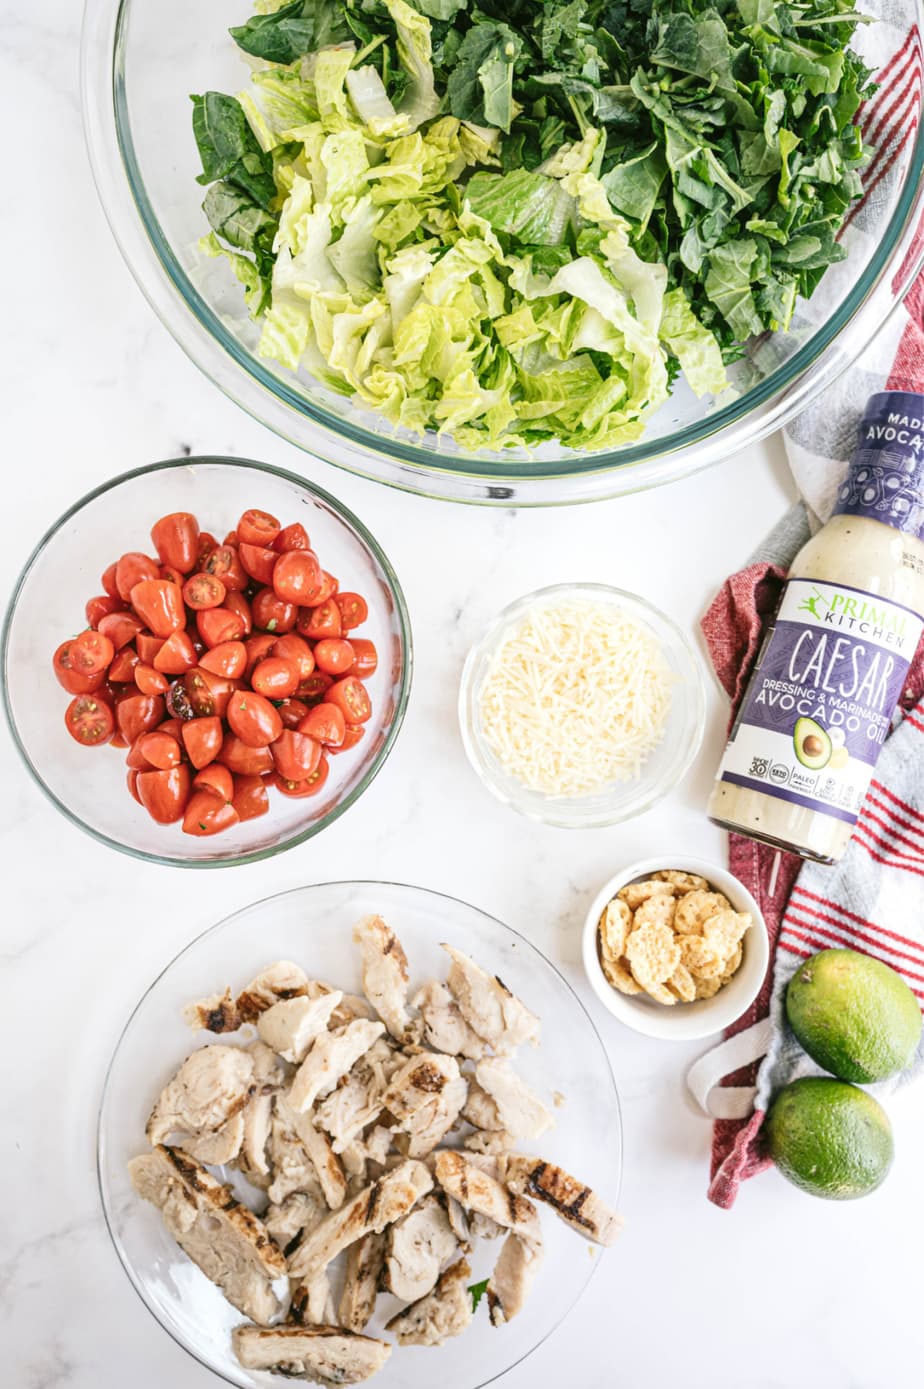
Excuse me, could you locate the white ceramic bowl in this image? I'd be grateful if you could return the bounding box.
[581,855,769,1041]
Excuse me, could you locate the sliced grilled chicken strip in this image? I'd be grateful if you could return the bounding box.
[183,987,241,1035]
[383,1053,467,1158]
[339,1232,387,1333]
[504,1155,625,1246]
[257,992,343,1063]
[381,1193,458,1302]
[240,1040,285,1178]
[474,1059,554,1142]
[265,1192,327,1256]
[287,1160,433,1282]
[412,980,487,1060]
[487,1229,544,1326]
[266,1106,325,1206]
[277,1095,348,1210]
[236,961,312,1023]
[290,1270,337,1327]
[288,1020,386,1114]
[232,1324,391,1385]
[432,1151,540,1245]
[129,1145,286,1324]
[442,945,540,1052]
[442,1194,470,1245]
[353,916,411,1040]
[385,1258,473,1348]
[146,1045,255,1146]
[461,1079,504,1133]
[178,1111,245,1166]
[314,1039,396,1153]
[464,1128,516,1156]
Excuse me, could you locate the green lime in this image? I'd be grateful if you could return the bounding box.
[786,948,921,1083]
[765,1077,893,1200]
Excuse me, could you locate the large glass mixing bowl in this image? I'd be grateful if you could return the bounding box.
[81,0,924,504]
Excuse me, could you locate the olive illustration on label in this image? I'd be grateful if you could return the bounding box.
[793,716,832,770]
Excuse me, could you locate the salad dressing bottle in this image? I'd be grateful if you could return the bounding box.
[709,391,924,863]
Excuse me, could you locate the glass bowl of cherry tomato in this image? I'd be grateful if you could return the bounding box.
[1,456,412,866]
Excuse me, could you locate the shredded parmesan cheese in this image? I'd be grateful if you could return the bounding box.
[477,599,673,797]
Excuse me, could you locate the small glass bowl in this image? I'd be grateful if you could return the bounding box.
[1,457,412,867]
[459,583,705,828]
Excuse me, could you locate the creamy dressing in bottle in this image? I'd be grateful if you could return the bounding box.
[709,391,924,863]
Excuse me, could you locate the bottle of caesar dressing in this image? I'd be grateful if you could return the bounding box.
[709,390,924,863]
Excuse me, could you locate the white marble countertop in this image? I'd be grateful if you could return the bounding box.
[3,7,923,1387]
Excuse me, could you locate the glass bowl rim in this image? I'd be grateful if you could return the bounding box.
[1,454,414,869]
[80,0,924,500]
[96,877,623,1389]
[458,581,706,827]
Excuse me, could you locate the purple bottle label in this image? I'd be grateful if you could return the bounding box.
[834,390,924,537]
[717,578,922,825]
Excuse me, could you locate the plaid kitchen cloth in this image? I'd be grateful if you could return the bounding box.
[686,13,924,1209]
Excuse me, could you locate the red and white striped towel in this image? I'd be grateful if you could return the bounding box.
[692,14,924,1206]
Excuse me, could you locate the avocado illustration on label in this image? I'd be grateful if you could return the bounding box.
[793,717,832,770]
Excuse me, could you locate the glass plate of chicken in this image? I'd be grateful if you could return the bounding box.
[98,881,623,1388]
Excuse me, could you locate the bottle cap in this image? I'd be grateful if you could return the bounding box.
[833,391,924,536]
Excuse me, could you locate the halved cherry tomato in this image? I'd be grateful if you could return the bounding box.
[102,561,120,598]
[252,657,299,699]
[239,543,278,586]
[182,572,226,611]
[115,552,160,603]
[298,703,346,748]
[299,671,334,703]
[238,509,281,547]
[183,789,239,836]
[298,598,341,641]
[65,692,114,745]
[108,647,140,683]
[273,755,329,796]
[251,587,297,634]
[223,590,253,638]
[136,632,165,664]
[349,638,378,680]
[271,633,315,684]
[192,763,234,802]
[314,638,354,676]
[127,769,142,804]
[151,512,199,574]
[197,607,246,648]
[166,679,196,721]
[277,697,310,730]
[335,592,368,631]
[196,530,218,570]
[130,579,185,637]
[313,571,339,604]
[68,629,115,676]
[186,667,239,719]
[218,733,274,775]
[153,629,197,674]
[273,550,323,605]
[325,676,372,724]
[272,729,321,780]
[328,723,365,755]
[136,729,182,770]
[200,640,247,680]
[137,764,191,824]
[182,715,224,769]
[204,544,247,591]
[227,690,283,748]
[135,663,169,696]
[117,693,166,744]
[86,594,122,629]
[98,611,145,650]
[232,773,270,822]
[53,640,106,695]
[273,522,309,553]
[244,632,277,676]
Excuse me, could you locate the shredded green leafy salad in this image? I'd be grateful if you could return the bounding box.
[192,0,874,451]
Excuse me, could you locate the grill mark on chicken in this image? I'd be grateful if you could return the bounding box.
[521,1161,592,1231]
[413,1063,448,1095]
[364,1182,381,1227]
[494,976,512,997]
